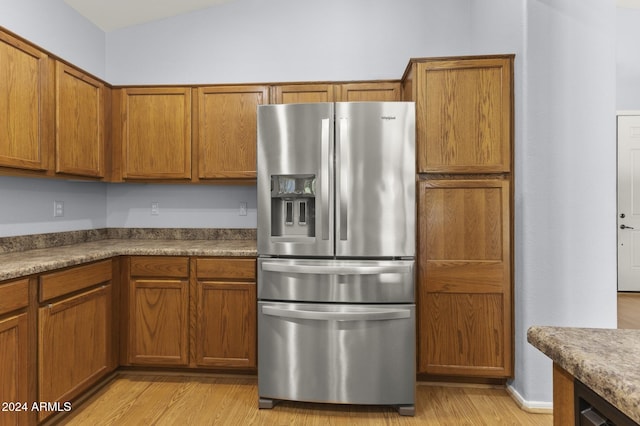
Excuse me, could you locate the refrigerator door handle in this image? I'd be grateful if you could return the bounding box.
[321,118,330,241]
[338,117,348,241]
[262,305,411,321]
[261,262,411,275]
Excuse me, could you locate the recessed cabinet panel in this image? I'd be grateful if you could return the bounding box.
[414,57,512,173]
[119,88,191,180]
[272,84,335,104]
[129,278,189,365]
[196,86,268,179]
[195,281,256,368]
[336,82,401,102]
[423,293,506,374]
[0,31,51,171]
[38,285,111,422]
[418,179,512,377]
[0,313,28,426]
[55,62,105,177]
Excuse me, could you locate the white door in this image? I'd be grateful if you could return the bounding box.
[618,114,640,291]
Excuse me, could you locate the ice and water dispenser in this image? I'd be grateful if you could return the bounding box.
[270,175,316,238]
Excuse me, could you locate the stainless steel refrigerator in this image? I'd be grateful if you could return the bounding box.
[257,102,416,415]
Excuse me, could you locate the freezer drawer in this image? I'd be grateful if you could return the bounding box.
[257,301,415,407]
[258,258,414,303]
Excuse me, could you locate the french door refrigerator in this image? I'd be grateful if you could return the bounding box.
[257,101,416,415]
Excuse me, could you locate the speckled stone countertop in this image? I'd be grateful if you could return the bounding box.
[0,229,257,282]
[528,326,640,423]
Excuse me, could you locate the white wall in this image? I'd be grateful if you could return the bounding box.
[617,7,640,109]
[0,0,105,78]
[105,0,473,84]
[519,0,617,406]
[106,184,256,228]
[0,177,107,237]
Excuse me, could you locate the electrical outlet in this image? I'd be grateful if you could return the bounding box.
[239,201,248,216]
[151,202,160,216]
[53,201,64,217]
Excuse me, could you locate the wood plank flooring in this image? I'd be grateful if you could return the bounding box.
[61,374,552,425]
[618,292,640,329]
[55,292,640,425]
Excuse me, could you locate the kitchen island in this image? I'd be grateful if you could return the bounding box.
[528,326,640,425]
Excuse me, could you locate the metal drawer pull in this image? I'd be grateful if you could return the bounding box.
[262,305,410,321]
[261,262,411,275]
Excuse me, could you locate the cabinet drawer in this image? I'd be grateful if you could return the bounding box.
[130,256,189,278]
[196,258,256,280]
[40,260,112,303]
[0,278,29,316]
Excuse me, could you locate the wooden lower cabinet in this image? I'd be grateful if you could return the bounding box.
[0,311,29,426]
[128,257,189,366]
[0,279,33,426]
[123,256,257,370]
[417,179,512,378]
[194,258,256,368]
[38,261,113,422]
[38,285,111,422]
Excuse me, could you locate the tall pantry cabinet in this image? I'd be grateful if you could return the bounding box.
[403,55,514,379]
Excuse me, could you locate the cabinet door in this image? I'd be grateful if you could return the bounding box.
[336,82,401,102]
[417,179,512,377]
[416,57,512,173]
[118,87,191,180]
[272,84,335,104]
[195,280,256,368]
[0,313,28,426]
[55,61,105,177]
[0,31,52,172]
[195,85,268,180]
[129,278,189,366]
[38,285,111,422]
[194,258,256,368]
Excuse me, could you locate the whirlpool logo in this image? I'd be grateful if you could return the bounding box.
[380,116,396,120]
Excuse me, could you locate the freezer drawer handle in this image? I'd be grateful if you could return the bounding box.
[261,262,411,275]
[262,305,410,321]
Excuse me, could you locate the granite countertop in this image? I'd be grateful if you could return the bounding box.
[0,236,257,282]
[528,325,640,423]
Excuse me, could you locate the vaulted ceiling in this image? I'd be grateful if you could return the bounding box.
[66,0,640,33]
[64,0,235,31]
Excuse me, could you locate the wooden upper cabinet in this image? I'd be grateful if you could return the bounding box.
[406,56,513,174]
[272,84,335,104]
[417,179,512,377]
[116,87,191,180]
[336,82,401,102]
[0,31,52,172]
[194,85,268,180]
[55,61,105,178]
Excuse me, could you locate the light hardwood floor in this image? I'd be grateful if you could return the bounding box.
[56,293,640,425]
[618,292,640,329]
[60,374,551,426]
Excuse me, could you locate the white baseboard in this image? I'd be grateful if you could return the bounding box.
[506,384,553,414]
